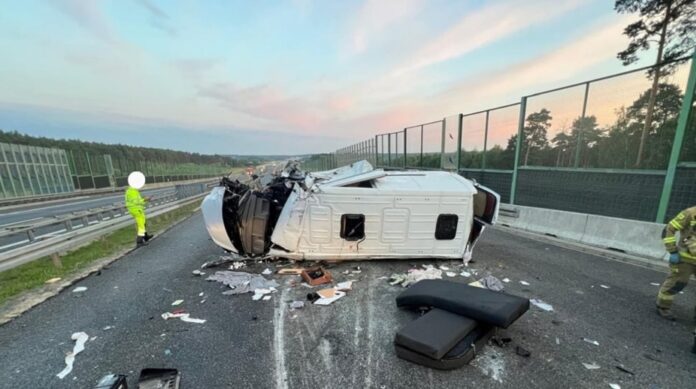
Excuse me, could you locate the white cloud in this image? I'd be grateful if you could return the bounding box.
[393,0,584,76]
[350,0,424,54]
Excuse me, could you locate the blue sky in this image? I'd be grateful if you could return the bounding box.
[0,0,662,154]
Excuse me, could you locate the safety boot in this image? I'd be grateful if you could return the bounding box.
[144,232,154,242]
[656,307,676,321]
[136,236,148,248]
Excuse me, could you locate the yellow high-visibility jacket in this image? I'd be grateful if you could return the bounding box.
[125,187,146,213]
[663,206,696,263]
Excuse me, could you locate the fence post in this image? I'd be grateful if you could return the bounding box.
[388,134,392,166]
[574,82,591,168]
[420,125,424,167]
[403,129,408,168]
[482,110,490,170]
[456,114,463,171]
[374,135,378,166]
[440,119,446,169]
[656,52,696,223]
[510,97,527,204]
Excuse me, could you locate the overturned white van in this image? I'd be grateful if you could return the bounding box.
[201,160,499,261]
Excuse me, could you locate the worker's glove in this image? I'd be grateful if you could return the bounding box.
[669,252,681,264]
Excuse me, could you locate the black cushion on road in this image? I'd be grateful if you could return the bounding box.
[394,308,477,360]
[396,279,529,328]
[394,324,494,370]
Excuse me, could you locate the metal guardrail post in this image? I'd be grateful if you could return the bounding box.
[440,119,446,169]
[510,96,527,204]
[403,128,407,168]
[656,52,696,223]
[574,82,591,168]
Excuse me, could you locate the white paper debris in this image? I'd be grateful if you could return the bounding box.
[336,281,353,291]
[609,384,621,389]
[199,292,204,297]
[439,265,450,271]
[102,326,113,331]
[446,272,457,277]
[555,337,560,345]
[56,332,88,379]
[530,298,554,312]
[72,287,87,293]
[262,295,272,301]
[262,268,272,275]
[171,300,184,306]
[502,278,510,283]
[314,290,346,305]
[519,281,530,286]
[290,301,305,309]
[161,312,206,324]
[45,277,62,284]
[460,271,471,277]
[600,285,610,289]
[650,282,660,286]
[582,362,600,370]
[192,269,205,276]
[582,338,599,346]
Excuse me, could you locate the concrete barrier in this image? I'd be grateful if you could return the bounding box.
[498,203,667,263]
[581,214,666,259]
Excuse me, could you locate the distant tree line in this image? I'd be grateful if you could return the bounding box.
[0,129,259,169]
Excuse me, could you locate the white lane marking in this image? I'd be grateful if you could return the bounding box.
[0,217,43,228]
[274,287,288,389]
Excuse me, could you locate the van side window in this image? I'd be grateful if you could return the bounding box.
[341,214,365,241]
[435,214,458,240]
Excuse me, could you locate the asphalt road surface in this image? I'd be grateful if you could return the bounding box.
[0,212,695,388]
[0,188,171,250]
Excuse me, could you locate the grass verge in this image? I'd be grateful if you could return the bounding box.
[0,201,200,305]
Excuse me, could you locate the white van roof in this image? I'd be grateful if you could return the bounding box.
[313,160,476,195]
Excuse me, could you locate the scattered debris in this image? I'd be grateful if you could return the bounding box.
[376,276,389,280]
[199,292,204,297]
[555,337,560,345]
[207,271,279,295]
[201,256,239,269]
[460,271,471,278]
[262,268,273,275]
[290,301,305,310]
[301,267,333,286]
[317,288,337,299]
[262,295,272,301]
[502,278,510,283]
[600,284,610,289]
[161,312,206,324]
[491,336,512,348]
[446,272,457,277]
[102,326,113,331]
[642,353,663,363]
[138,368,181,389]
[307,292,320,303]
[192,270,205,276]
[72,286,87,293]
[439,265,451,271]
[515,346,531,357]
[229,262,246,270]
[278,268,304,275]
[650,282,660,286]
[336,281,353,291]
[582,362,600,370]
[551,319,563,326]
[479,275,504,292]
[615,365,635,375]
[519,281,530,286]
[530,299,553,312]
[95,374,127,388]
[468,280,485,288]
[164,349,172,356]
[45,277,61,284]
[56,332,88,379]
[389,265,442,287]
[582,338,599,346]
[171,300,184,306]
[314,290,346,305]
[608,384,621,389]
[252,288,276,301]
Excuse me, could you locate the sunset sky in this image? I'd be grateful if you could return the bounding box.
[0,0,685,155]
